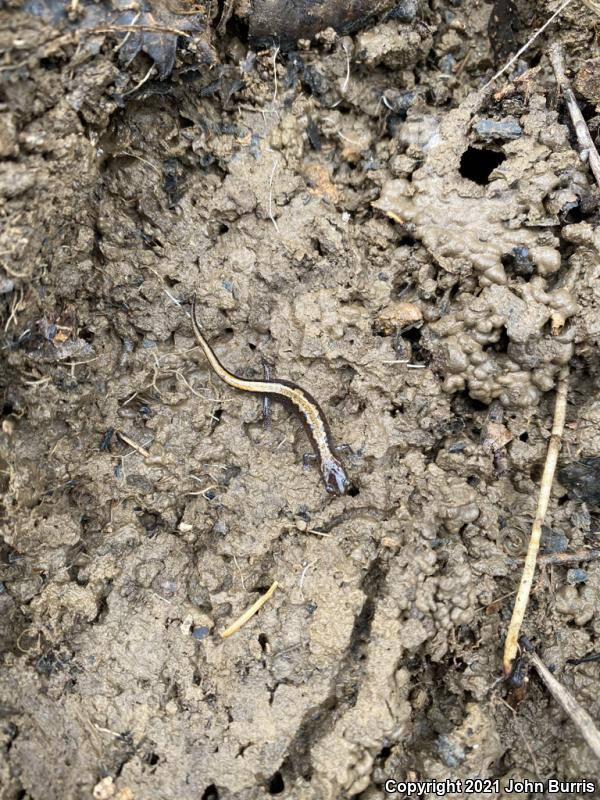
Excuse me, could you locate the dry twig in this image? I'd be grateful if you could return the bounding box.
[549,43,600,189]
[483,0,574,89]
[88,24,191,37]
[503,367,569,676]
[268,158,280,232]
[331,42,351,109]
[122,63,155,97]
[220,580,279,639]
[525,644,600,761]
[115,430,151,458]
[271,45,280,106]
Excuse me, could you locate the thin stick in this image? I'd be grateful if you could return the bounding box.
[549,43,600,189]
[4,289,23,331]
[503,367,569,676]
[185,481,218,499]
[147,266,188,313]
[117,150,161,175]
[268,159,279,232]
[526,646,600,761]
[115,430,151,458]
[299,558,319,600]
[88,24,191,37]
[339,43,350,93]
[1,260,31,279]
[113,11,140,53]
[122,63,155,97]
[233,554,247,591]
[220,580,279,639]
[331,43,351,109]
[271,46,280,106]
[306,528,333,538]
[482,0,574,89]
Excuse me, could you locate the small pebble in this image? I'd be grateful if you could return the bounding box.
[438,54,456,75]
[436,735,465,768]
[566,568,587,585]
[93,777,115,800]
[541,528,568,554]
[192,625,211,640]
[387,0,418,21]
[474,118,523,142]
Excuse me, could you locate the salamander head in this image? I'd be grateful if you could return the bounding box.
[322,456,352,496]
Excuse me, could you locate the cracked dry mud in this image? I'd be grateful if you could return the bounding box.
[1,2,600,799]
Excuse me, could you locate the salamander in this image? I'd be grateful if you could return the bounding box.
[191,297,351,496]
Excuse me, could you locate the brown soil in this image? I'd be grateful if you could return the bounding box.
[1,2,600,799]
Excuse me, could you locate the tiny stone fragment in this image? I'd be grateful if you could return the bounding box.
[473,117,522,142]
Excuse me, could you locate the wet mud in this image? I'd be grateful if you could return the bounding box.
[1,1,600,798]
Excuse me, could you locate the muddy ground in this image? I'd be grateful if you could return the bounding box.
[1,1,600,798]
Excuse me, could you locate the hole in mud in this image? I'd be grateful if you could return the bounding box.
[137,510,162,534]
[219,464,241,487]
[252,584,272,595]
[267,771,285,794]
[530,461,544,482]
[311,236,327,257]
[222,7,249,40]
[484,324,509,354]
[397,324,430,366]
[210,408,223,433]
[502,247,534,278]
[459,146,506,185]
[258,633,269,652]
[390,402,404,417]
[378,745,392,761]
[347,484,360,497]
[147,752,160,766]
[218,223,229,235]
[463,394,488,412]
[4,722,18,752]
[2,401,14,417]
[201,785,219,800]
[78,327,95,343]
[397,232,415,246]
[403,326,421,343]
[39,56,63,71]
[519,431,529,442]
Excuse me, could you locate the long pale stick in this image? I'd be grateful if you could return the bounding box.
[503,368,569,675]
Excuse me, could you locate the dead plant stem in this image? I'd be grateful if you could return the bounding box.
[483,0,574,89]
[527,647,600,761]
[549,42,600,189]
[503,367,569,675]
[220,581,279,639]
